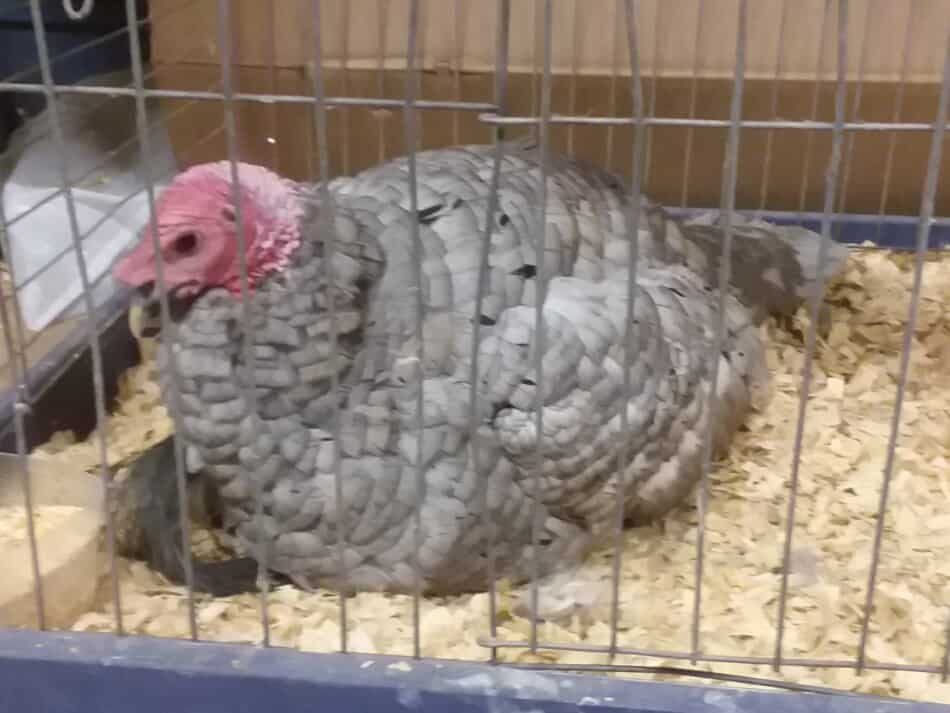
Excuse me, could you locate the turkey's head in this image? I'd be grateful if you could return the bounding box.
[114,161,304,334]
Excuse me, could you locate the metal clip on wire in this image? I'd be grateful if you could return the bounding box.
[63,0,94,20]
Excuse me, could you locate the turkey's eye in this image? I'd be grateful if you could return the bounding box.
[172,232,201,257]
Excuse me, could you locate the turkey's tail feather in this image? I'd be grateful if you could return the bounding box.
[678,211,850,322]
[113,434,287,597]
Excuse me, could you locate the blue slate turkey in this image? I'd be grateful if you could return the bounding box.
[113,141,848,595]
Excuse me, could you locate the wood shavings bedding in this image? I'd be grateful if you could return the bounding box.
[0,505,83,546]
[33,248,950,703]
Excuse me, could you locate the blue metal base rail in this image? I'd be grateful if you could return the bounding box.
[1,629,948,713]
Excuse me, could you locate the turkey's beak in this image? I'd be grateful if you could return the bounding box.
[129,283,164,340]
[128,281,201,339]
[115,243,192,338]
[129,299,162,342]
[113,241,157,291]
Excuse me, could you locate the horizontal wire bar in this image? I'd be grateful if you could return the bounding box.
[8,79,950,135]
[476,637,949,674]
[479,113,950,132]
[504,662,914,701]
[4,81,949,133]
[0,82,497,111]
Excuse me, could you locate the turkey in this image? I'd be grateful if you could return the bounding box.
[112,141,849,596]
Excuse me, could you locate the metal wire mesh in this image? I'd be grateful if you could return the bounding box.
[0,0,949,701]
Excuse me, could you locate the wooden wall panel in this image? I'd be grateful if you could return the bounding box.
[148,0,950,215]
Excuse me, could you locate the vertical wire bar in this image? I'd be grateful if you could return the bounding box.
[607,0,646,656]
[832,0,874,231]
[642,1,664,190]
[856,29,950,676]
[7,304,30,406]
[339,0,352,176]
[688,0,747,662]
[527,0,554,653]
[303,67,318,182]
[451,0,467,146]
[402,0,427,661]
[265,0,280,172]
[603,1,622,173]
[795,0,833,218]
[468,0,511,664]
[310,0,349,655]
[873,1,918,242]
[216,0,271,646]
[566,0,581,157]
[679,0,707,210]
[125,0,199,641]
[12,403,44,613]
[415,0,429,104]
[27,0,123,635]
[756,0,789,216]
[530,0,542,123]
[375,0,391,163]
[773,0,849,671]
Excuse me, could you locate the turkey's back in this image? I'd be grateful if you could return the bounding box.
[329,143,656,381]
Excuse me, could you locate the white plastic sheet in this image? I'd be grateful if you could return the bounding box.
[1,71,178,332]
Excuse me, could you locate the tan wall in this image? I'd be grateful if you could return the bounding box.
[148,0,950,216]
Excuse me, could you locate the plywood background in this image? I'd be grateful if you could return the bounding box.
[147,0,950,216]
[151,0,950,82]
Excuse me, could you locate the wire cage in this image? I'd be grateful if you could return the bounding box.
[1,0,950,710]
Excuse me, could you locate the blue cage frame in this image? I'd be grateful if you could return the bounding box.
[3,628,950,713]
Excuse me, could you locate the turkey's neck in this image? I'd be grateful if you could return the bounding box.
[159,188,393,474]
[261,190,389,413]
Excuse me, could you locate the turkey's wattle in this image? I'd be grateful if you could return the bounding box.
[113,142,849,595]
